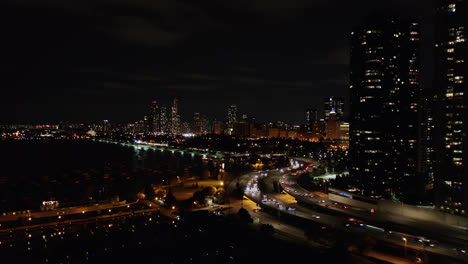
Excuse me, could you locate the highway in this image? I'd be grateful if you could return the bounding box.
[236,161,468,263]
[0,200,132,223]
[280,161,468,245]
[0,207,160,234]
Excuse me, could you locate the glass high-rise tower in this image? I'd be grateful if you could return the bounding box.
[324,96,345,120]
[170,97,180,134]
[227,105,238,135]
[148,100,160,133]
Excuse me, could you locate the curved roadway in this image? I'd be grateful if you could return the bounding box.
[282,160,468,262]
[237,159,468,263]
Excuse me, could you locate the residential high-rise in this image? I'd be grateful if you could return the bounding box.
[420,91,436,189]
[227,105,238,135]
[349,18,422,200]
[324,96,345,120]
[434,0,468,216]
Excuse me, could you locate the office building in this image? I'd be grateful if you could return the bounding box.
[326,109,339,140]
[148,100,160,133]
[170,97,180,134]
[160,106,168,133]
[324,96,345,120]
[306,108,318,131]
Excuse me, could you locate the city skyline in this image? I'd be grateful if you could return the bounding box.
[1,95,347,126]
[2,0,432,124]
[1,1,468,261]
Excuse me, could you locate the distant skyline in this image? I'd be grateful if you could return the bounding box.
[2,0,432,123]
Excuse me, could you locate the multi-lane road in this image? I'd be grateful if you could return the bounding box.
[237,161,468,262]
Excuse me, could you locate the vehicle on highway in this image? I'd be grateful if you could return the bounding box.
[424,242,435,247]
[454,248,467,254]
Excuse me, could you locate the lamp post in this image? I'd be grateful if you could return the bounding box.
[402,237,407,256]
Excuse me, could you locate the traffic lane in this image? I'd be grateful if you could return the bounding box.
[280,172,468,261]
[280,173,366,215]
[246,169,468,261]
[281,172,468,246]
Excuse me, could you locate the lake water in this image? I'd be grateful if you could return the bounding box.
[0,140,217,211]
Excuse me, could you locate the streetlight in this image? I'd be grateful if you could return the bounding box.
[402,237,407,256]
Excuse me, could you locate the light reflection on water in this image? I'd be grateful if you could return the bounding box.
[0,140,218,211]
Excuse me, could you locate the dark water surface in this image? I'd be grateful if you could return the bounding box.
[0,140,212,211]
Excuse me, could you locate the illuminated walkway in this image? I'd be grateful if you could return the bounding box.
[96,138,242,159]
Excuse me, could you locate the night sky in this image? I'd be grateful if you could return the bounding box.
[2,0,432,124]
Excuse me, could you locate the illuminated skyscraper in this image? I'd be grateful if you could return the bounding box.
[326,109,339,140]
[192,112,201,135]
[102,120,110,133]
[200,115,210,134]
[160,106,168,133]
[305,108,318,131]
[350,18,422,200]
[148,100,160,133]
[227,105,238,134]
[324,97,345,120]
[170,97,180,134]
[434,0,468,215]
